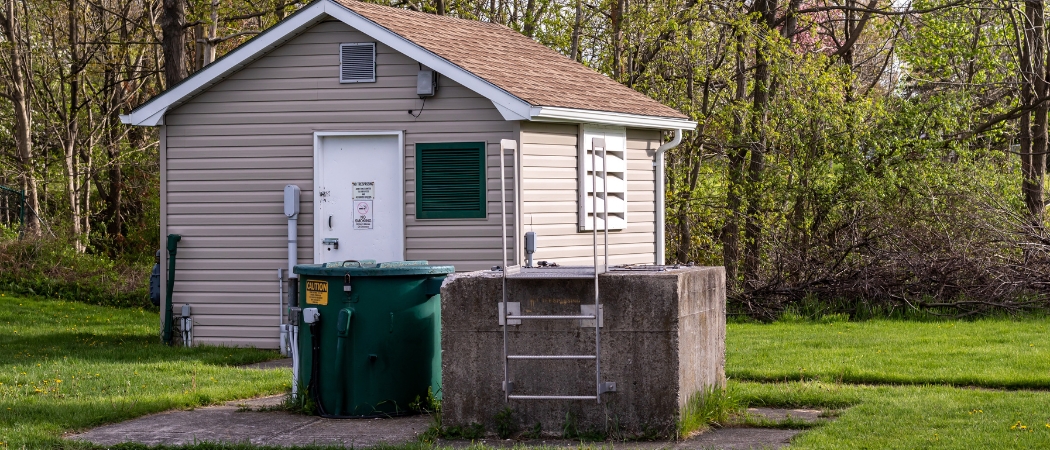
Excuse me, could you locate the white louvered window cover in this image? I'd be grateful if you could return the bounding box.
[579,124,627,231]
[339,43,376,83]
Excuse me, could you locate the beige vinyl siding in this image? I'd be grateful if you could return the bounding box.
[163,19,515,348]
[519,122,658,265]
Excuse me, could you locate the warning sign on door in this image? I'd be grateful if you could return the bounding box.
[352,182,375,200]
[354,200,373,230]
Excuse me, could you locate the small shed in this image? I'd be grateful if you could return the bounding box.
[123,0,697,349]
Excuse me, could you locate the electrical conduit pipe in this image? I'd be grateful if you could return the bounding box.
[283,185,301,396]
[654,129,683,265]
[163,234,182,346]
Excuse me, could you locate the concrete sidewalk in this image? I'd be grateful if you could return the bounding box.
[68,394,812,449]
[68,395,431,447]
[69,361,817,448]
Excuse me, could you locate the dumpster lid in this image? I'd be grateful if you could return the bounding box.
[293,260,454,277]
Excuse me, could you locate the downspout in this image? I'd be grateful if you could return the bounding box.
[654,129,683,265]
[163,234,182,346]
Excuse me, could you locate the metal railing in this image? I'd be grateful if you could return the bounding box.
[0,186,26,232]
[498,138,613,403]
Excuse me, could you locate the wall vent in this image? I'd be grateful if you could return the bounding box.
[416,142,487,219]
[340,43,376,83]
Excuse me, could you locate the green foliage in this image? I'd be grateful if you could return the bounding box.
[493,407,518,439]
[0,237,151,309]
[560,412,605,441]
[409,386,441,414]
[678,385,742,437]
[437,422,485,440]
[0,293,287,448]
[521,422,542,439]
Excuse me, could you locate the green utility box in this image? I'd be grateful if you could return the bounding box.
[294,260,454,417]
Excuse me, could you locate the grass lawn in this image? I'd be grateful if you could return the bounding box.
[727,318,1050,449]
[727,318,1050,388]
[0,293,289,449]
[5,290,1050,450]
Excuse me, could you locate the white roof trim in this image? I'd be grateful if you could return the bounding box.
[321,2,534,120]
[121,1,328,126]
[122,0,693,130]
[529,106,698,130]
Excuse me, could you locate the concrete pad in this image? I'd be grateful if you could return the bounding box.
[746,408,824,424]
[438,427,800,450]
[68,404,430,447]
[225,394,287,409]
[69,400,813,449]
[242,358,293,370]
[681,428,800,450]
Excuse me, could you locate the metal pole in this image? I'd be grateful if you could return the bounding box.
[163,234,182,346]
[18,189,25,233]
[500,139,511,402]
[591,139,600,403]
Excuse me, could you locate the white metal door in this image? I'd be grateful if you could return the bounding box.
[314,133,404,264]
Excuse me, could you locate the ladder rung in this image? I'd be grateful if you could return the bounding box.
[509,395,599,400]
[508,355,596,360]
[505,315,596,320]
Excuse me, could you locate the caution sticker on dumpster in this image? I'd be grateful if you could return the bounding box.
[305,280,328,305]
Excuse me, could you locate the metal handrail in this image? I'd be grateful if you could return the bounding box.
[505,314,595,320]
[509,395,598,400]
[498,138,610,404]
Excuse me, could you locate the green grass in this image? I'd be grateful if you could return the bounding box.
[727,318,1050,388]
[0,293,289,448]
[723,317,1050,449]
[7,291,1050,449]
[733,381,1050,449]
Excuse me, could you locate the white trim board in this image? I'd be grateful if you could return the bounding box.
[120,0,697,131]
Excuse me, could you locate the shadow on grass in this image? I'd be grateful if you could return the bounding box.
[0,331,280,367]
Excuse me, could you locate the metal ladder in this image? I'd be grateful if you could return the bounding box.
[498,138,614,403]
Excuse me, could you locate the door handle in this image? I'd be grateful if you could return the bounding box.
[329,215,332,229]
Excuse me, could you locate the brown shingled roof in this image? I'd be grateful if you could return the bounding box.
[332,0,688,119]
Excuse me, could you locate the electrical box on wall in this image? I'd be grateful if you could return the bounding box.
[417,69,437,97]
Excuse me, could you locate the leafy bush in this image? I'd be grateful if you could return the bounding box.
[0,236,152,308]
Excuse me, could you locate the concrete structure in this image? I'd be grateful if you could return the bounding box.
[121,0,696,349]
[440,266,726,437]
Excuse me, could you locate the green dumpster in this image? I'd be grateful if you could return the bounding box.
[294,260,453,418]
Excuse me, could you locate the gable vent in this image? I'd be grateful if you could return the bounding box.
[340,43,375,83]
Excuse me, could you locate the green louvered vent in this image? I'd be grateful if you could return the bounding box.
[416,142,486,219]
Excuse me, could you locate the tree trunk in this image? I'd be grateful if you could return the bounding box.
[569,0,583,61]
[521,0,535,37]
[1027,0,1047,223]
[722,30,747,290]
[743,0,777,287]
[161,0,187,87]
[611,0,624,80]
[1021,0,1045,224]
[1,0,40,236]
[65,0,85,251]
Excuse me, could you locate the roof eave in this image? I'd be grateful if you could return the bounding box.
[123,1,329,126]
[324,1,534,119]
[529,106,697,130]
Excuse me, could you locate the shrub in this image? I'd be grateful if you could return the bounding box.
[0,236,152,308]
